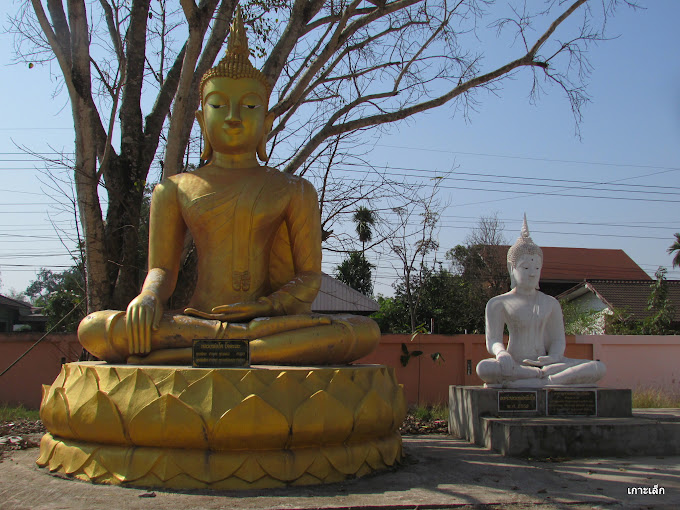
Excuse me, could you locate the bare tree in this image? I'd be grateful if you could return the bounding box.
[388,183,445,332]
[465,212,508,297]
[447,212,508,331]
[9,0,636,312]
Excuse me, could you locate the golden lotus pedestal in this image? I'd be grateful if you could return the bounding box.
[37,362,407,489]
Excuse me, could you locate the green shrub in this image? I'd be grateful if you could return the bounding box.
[0,403,40,422]
[411,404,448,421]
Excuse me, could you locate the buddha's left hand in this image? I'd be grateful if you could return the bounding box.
[522,355,562,367]
[185,299,274,322]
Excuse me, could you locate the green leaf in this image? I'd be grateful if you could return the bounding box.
[431,352,445,364]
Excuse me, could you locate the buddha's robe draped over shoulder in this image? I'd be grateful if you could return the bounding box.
[177,167,322,314]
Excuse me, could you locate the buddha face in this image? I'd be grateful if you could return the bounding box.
[198,77,268,157]
[511,254,542,291]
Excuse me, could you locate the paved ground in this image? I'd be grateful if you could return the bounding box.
[1,433,678,510]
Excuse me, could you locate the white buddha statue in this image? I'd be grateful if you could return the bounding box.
[476,216,606,388]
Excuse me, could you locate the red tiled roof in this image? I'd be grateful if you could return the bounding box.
[495,246,650,282]
[541,247,650,281]
[560,280,680,322]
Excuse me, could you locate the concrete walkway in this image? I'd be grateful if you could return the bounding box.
[1,434,678,510]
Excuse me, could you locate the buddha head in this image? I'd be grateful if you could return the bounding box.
[507,215,543,290]
[196,7,274,163]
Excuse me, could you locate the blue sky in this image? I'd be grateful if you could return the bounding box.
[0,0,678,297]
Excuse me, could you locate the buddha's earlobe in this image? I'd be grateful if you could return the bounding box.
[196,110,213,162]
[257,112,275,163]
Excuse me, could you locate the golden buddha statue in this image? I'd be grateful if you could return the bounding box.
[78,9,380,365]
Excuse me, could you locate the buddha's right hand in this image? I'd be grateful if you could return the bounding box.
[496,350,515,376]
[126,290,163,355]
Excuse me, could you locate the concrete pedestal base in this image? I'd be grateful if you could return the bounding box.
[449,386,680,457]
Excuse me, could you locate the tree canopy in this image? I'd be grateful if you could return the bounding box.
[11,0,634,314]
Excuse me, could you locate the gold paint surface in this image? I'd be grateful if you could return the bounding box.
[76,6,380,366]
[38,363,406,489]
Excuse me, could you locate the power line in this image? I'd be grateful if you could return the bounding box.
[374,144,680,173]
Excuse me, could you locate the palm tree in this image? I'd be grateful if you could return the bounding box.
[352,206,376,255]
[668,233,680,268]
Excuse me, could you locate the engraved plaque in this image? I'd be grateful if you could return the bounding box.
[547,389,597,416]
[498,391,537,412]
[192,339,250,368]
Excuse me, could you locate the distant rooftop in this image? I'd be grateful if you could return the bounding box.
[311,273,379,315]
[539,247,651,282]
[558,279,680,323]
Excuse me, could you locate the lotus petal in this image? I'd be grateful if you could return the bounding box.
[70,391,126,444]
[263,371,311,423]
[303,369,331,392]
[82,457,109,480]
[290,473,323,486]
[179,367,210,385]
[322,444,367,475]
[352,390,393,440]
[213,394,288,450]
[36,434,58,466]
[326,370,364,411]
[237,369,270,396]
[178,370,242,430]
[40,385,52,411]
[370,367,395,403]
[208,451,248,482]
[364,444,385,470]
[392,385,408,426]
[375,432,402,466]
[211,474,284,490]
[156,371,189,396]
[255,448,316,482]
[93,365,120,393]
[162,473,207,490]
[233,457,266,483]
[165,450,214,483]
[305,451,332,480]
[107,368,160,420]
[96,446,160,482]
[128,394,207,449]
[51,365,68,390]
[151,452,186,482]
[41,387,73,439]
[291,390,352,446]
[64,369,99,416]
[350,367,374,393]
[61,443,96,474]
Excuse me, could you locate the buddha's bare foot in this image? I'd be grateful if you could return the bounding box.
[127,348,192,365]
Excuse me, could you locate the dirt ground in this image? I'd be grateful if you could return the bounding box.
[1,433,678,510]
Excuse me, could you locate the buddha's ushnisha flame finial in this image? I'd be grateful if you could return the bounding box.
[521,212,530,238]
[199,6,272,99]
[227,7,250,56]
[507,213,543,267]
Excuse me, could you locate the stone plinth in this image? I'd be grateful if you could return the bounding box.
[37,362,406,489]
[446,386,680,457]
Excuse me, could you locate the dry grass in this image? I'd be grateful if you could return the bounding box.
[632,387,680,408]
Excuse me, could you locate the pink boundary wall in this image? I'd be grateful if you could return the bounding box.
[356,334,594,405]
[0,333,82,409]
[1,333,678,408]
[577,334,680,391]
